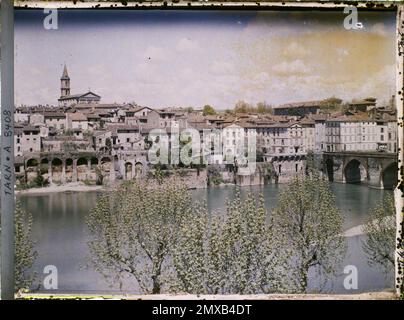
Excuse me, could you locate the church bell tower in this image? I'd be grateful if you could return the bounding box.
[60,64,70,97]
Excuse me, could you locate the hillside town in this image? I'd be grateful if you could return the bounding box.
[13,65,398,189]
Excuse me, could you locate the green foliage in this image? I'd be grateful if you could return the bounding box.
[207,165,222,185]
[362,194,396,272]
[256,102,273,114]
[87,176,347,295]
[33,171,49,188]
[202,105,217,116]
[15,201,38,293]
[271,175,346,293]
[64,129,74,136]
[172,190,290,294]
[184,107,194,113]
[234,100,273,114]
[16,178,29,190]
[83,179,92,186]
[86,181,192,294]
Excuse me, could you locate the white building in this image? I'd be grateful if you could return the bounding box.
[325,115,397,153]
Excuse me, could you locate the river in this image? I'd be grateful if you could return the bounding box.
[18,183,394,295]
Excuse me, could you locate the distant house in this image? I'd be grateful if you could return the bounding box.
[273,100,323,116]
[14,125,41,155]
[43,112,66,130]
[66,112,89,131]
[348,98,377,112]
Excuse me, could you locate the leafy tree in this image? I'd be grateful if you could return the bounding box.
[319,97,343,114]
[256,102,273,114]
[173,190,291,294]
[184,107,194,113]
[33,171,49,188]
[362,194,395,272]
[271,175,346,293]
[234,101,273,114]
[202,105,217,116]
[207,165,222,185]
[15,201,38,293]
[86,181,192,294]
[234,100,251,114]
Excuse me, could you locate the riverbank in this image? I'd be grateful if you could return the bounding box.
[16,182,106,195]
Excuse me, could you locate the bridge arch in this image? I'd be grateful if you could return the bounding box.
[125,162,133,180]
[381,162,398,190]
[344,159,367,184]
[26,158,39,168]
[135,162,143,179]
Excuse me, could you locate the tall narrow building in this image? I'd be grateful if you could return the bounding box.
[60,64,70,97]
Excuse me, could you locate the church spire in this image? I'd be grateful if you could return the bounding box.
[61,64,69,80]
[60,64,70,97]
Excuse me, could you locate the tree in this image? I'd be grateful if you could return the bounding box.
[234,100,251,114]
[33,170,49,188]
[362,194,395,272]
[15,201,37,293]
[256,102,273,114]
[172,190,291,294]
[271,175,346,293]
[202,105,217,116]
[319,97,343,114]
[86,180,192,294]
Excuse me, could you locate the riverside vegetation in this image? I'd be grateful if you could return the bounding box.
[13,175,400,296]
[86,174,347,294]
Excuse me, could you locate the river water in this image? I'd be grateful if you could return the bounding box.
[18,183,394,295]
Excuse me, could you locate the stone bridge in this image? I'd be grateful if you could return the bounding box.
[15,151,148,185]
[322,151,398,190]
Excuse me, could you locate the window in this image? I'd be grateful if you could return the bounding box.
[295,163,298,172]
[278,164,282,174]
[380,135,384,141]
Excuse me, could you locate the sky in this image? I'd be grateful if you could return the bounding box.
[15,10,396,109]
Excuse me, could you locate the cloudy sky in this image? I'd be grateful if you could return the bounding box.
[15,10,396,109]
